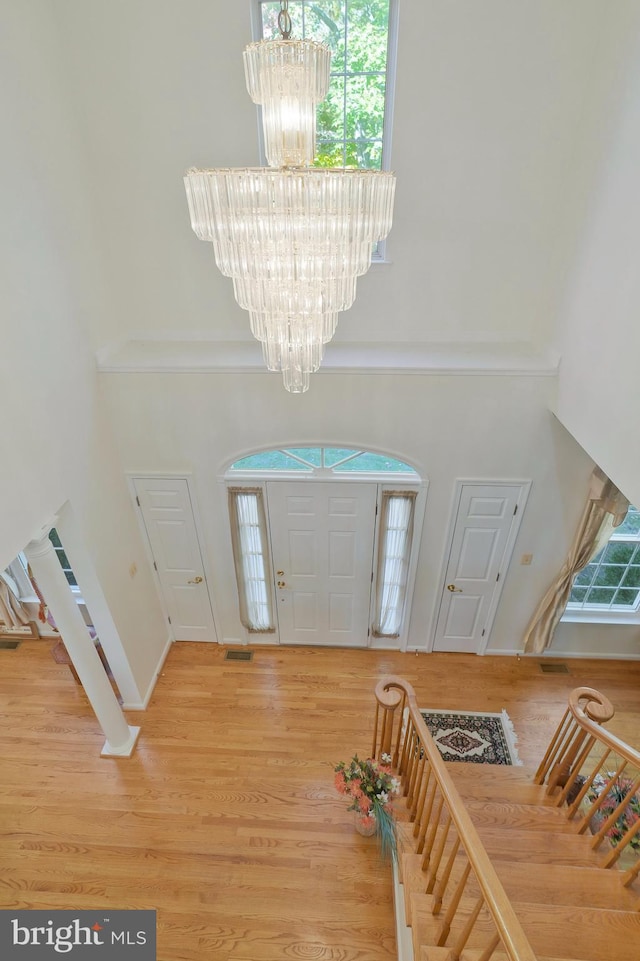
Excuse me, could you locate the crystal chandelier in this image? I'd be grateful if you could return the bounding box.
[184,1,395,393]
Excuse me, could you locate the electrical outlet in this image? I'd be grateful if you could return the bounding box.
[129,562,138,579]
[520,553,533,566]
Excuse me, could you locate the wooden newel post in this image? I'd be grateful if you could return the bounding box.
[543,687,614,794]
[372,676,409,763]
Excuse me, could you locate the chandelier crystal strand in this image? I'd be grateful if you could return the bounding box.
[184,168,395,286]
[243,40,331,168]
[184,20,395,392]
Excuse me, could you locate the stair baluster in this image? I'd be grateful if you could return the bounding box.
[371,676,640,961]
[373,676,540,961]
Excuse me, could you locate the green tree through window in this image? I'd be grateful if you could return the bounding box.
[49,529,78,588]
[258,1,392,169]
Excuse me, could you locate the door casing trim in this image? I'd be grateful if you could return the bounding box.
[225,476,427,650]
[126,472,221,643]
[428,478,532,654]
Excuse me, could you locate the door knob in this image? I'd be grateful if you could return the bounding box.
[188,576,203,584]
[277,580,286,588]
[447,584,462,593]
[276,571,284,576]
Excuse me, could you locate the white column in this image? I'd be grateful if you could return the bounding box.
[24,530,140,757]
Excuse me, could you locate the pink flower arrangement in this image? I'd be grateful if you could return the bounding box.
[334,753,400,857]
[587,774,640,851]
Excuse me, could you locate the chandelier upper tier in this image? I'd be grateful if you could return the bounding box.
[184,0,396,393]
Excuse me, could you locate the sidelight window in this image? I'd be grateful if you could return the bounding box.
[228,488,275,632]
[372,491,416,638]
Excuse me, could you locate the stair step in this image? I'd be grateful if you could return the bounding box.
[397,761,640,961]
[448,765,559,806]
[397,820,421,859]
[486,858,640,913]
[397,816,603,868]
[445,762,539,784]
[462,799,577,833]
[512,900,640,961]
[411,893,444,961]
[402,846,639,915]
[411,893,640,961]
[401,853,425,926]
[419,948,453,961]
[474,826,604,868]
[462,953,595,961]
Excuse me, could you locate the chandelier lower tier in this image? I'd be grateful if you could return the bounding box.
[184,20,395,393]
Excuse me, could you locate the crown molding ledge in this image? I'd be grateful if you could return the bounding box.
[96,339,559,377]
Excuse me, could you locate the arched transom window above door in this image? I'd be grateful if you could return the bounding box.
[228,447,418,476]
[226,446,424,648]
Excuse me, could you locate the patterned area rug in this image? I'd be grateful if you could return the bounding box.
[420,709,522,765]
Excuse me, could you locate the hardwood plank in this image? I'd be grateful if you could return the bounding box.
[0,640,639,960]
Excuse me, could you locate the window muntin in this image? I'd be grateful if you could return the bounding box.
[257,0,393,171]
[333,451,414,472]
[568,506,640,612]
[231,451,313,472]
[228,489,275,632]
[229,446,417,475]
[49,528,78,588]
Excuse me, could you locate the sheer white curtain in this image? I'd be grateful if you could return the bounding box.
[228,488,275,633]
[372,491,416,638]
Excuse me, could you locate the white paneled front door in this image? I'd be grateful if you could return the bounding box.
[267,481,377,646]
[433,483,526,654]
[133,477,218,642]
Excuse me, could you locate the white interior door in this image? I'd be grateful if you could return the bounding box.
[267,481,377,647]
[133,477,217,642]
[433,483,524,654]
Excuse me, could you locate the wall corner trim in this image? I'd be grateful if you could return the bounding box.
[121,634,173,710]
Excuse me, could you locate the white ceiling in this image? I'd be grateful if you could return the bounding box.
[46,1,637,358]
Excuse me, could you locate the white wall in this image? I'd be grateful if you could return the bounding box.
[98,368,638,658]
[0,3,167,699]
[47,0,622,353]
[3,0,639,686]
[554,6,640,508]
[550,621,640,661]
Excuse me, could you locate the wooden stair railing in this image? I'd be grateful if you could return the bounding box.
[534,686,640,887]
[372,675,539,961]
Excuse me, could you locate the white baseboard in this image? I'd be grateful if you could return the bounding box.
[477,647,640,661]
[392,858,414,961]
[121,634,173,710]
[485,648,524,656]
[541,649,640,661]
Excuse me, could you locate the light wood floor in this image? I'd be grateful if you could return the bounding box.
[1,640,639,960]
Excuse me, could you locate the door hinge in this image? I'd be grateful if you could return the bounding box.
[481,628,485,637]
[167,615,172,625]
[367,627,370,637]
[136,495,140,507]
[496,572,500,582]
[153,561,157,571]
[513,504,518,516]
